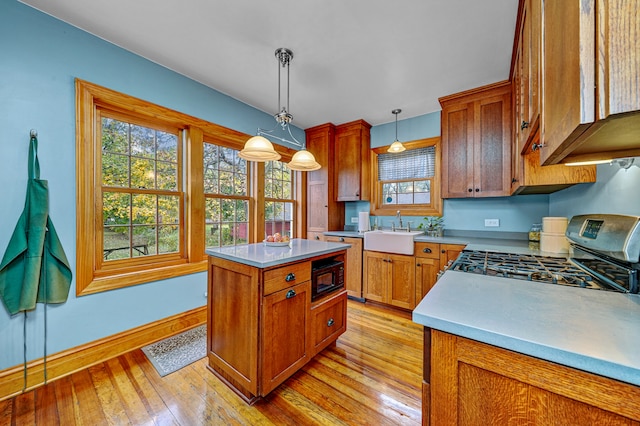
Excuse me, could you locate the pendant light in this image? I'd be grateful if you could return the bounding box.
[240,48,320,171]
[387,109,406,153]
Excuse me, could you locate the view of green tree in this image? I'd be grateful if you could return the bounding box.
[101,117,181,260]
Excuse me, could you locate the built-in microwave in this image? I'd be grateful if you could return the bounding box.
[311,256,345,301]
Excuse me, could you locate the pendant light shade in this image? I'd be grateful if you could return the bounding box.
[239,135,282,161]
[387,109,406,153]
[287,149,321,171]
[241,48,320,171]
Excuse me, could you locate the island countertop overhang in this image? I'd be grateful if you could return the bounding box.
[205,238,351,269]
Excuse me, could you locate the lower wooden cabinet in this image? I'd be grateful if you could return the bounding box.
[426,329,640,425]
[415,242,464,302]
[207,251,347,404]
[261,281,311,395]
[310,290,347,355]
[363,251,416,310]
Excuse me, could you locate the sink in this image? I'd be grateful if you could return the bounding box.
[363,230,423,255]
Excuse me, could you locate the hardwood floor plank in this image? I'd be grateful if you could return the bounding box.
[4,300,424,425]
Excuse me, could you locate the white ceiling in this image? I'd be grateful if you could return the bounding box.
[20,0,519,129]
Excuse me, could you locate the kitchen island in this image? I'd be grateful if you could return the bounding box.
[205,239,349,404]
[413,271,640,424]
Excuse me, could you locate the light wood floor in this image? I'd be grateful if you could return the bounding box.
[0,300,423,425]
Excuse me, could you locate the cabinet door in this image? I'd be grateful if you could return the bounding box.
[325,236,363,299]
[441,102,475,198]
[388,254,416,309]
[311,290,347,355]
[335,120,371,201]
[439,244,464,271]
[416,257,440,302]
[261,281,311,395]
[474,93,512,197]
[540,0,596,165]
[363,251,387,303]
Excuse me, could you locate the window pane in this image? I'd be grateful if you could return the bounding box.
[102,153,129,187]
[101,118,129,154]
[158,225,179,254]
[130,124,155,159]
[156,132,177,162]
[131,158,155,189]
[158,195,180,224]
[156,161,177,190]
[103,192,131,225]
[133,225,156,256]
[132,194,156,224]
[103,225,131,260]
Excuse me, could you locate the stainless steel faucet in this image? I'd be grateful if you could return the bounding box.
[396,210,403,230]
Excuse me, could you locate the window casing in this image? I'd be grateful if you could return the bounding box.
[370,137,443,217]
[76,79,303,295]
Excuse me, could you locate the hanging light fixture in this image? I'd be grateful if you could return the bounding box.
[387,109,406,153]
[239,48,320,171]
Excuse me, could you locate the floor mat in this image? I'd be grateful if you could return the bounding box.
[141,325,206,376]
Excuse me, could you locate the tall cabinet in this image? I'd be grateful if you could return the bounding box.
[335,120,371,202]
[440,82,512,198]
[305,123,344,240]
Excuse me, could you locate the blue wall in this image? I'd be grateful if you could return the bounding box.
[0,1,304,370]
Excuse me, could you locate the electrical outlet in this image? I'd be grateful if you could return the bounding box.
[351,217,359,223]
[484,219,500,227]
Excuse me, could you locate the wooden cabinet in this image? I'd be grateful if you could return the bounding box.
[322,235,364,300]
[207,251,347,403]
[261,280,311,395]
[305,123,344,240]
[310,290,347,355]
[540,0,640,165]
[440,82,512,198]
[510,0,597,194]
[414,242,464,302]
[335,120,371,201]
[363,251,415,310]
[425,329,640,425]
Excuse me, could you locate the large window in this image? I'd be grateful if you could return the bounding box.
[264,160,294,239]
[371,137,442,217]
[76,79,302,295]
[203,143,249,247]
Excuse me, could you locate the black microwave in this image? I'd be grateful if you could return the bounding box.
[311,257,345,301]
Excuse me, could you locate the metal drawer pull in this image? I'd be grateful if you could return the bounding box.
[285,273,296,282]
[327,318,335,327]
[423,248,432,253]
[339,237,344,242]
[286,289,297,299]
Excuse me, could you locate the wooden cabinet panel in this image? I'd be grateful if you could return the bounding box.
[305,123,344,237]
[427,329,640,424]
[540,0,640,165]
[261,281,311,395]
[311,290,347,355]
[414,242,440,260]
[363,251,387,303]
[335,120,371,201]
[415,257,439,302]
[363,251,415,309]
[439,244,464,271]
[263,261,311,296]
[440,82,512,198]
[324,236,363,299]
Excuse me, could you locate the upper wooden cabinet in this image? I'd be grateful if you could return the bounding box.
[540,0,640,165]
[335,120,371,201]
[440,82,512,198]
[305,123,344,240]
[513,0,541,154]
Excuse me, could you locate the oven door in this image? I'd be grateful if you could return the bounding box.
[570,245,638,293]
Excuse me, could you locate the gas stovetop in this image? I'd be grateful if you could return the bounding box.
[450,250,611,291]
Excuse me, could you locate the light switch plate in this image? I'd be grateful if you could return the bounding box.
[484,219,500,227]
[351,217,359,223]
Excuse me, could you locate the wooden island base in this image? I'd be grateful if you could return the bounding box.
[425,329,640,425]
[207,249,348,404]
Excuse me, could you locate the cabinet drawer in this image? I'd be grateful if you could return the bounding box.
[311,290,347,355]
[264,261,311,296]
[415,242,440,259]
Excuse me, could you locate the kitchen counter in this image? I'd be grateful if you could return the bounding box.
[205,238,351,268]
[413,270,640,386]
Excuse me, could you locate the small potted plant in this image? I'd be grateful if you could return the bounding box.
[418,216,444,237]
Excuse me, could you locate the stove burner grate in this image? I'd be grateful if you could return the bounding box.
[451,250,607,290]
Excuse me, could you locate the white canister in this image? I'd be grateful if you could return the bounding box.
[358,211,370,233]
[540,232,569,254]
[542,217,569,234]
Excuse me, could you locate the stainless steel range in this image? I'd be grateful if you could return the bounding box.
[451,214,640,293]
